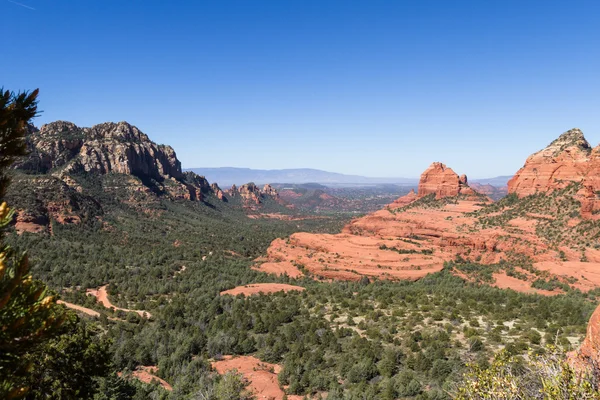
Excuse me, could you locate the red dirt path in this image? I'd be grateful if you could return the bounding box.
[120,366,172,391]
[87,285,151,318]
[220,283,305,296]
[212,356,303,400]
[57,300,100,317]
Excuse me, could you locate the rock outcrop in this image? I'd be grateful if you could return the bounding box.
[255,163,502,282]
[14,121,222,202]
[417,162,480,199]
[228,182,279,204]
[211,183,225,201]
[262,184,279,200]
[507,128,600,217]
[576,303,600,368]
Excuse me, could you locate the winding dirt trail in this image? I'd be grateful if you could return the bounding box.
[57,300,100,317]
[132,366,172,391]
[87,285,151,318]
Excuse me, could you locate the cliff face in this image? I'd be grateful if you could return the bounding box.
[417,162,479,199]
[507,128,600,218]
[14,121,220,203]
[18,121,182,181]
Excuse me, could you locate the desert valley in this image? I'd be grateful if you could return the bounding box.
[4,1,600,399]
[3,108,600,399]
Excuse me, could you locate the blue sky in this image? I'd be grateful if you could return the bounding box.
[3,0,599,178]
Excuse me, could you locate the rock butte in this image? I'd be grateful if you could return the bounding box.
[211,356,304,400]
[220,283,305,296]
[228,182,280,205]
[417,162,480,200]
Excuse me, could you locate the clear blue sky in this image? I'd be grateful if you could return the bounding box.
[3,0,599,178]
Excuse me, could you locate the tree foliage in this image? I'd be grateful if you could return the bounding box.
[0,89,111,399]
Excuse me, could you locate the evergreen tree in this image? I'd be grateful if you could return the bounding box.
[0,88,66,398]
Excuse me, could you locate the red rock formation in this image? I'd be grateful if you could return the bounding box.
[508,128,600,218]
[262,184,279,200]
[238,183,262,204]
[576,303,600,368]
[228,183,279,204]
[417,162,478,199]
[211,183,225,200]
[14,211,48,234]
[508,128,594,196]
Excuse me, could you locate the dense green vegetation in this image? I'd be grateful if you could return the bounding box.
[6,182,598,398]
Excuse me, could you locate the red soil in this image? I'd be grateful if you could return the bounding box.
[220,283,305,296]
[253,259,304,278]
[57,300,100,317]
[491,272,558,296]
[533,261,600,292]
[87,285,151,318]
[129,366,172,391]
[212,356,303,400]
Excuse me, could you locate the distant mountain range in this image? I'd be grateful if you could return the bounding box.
[185,167,419,187]
[185,167,512,188]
